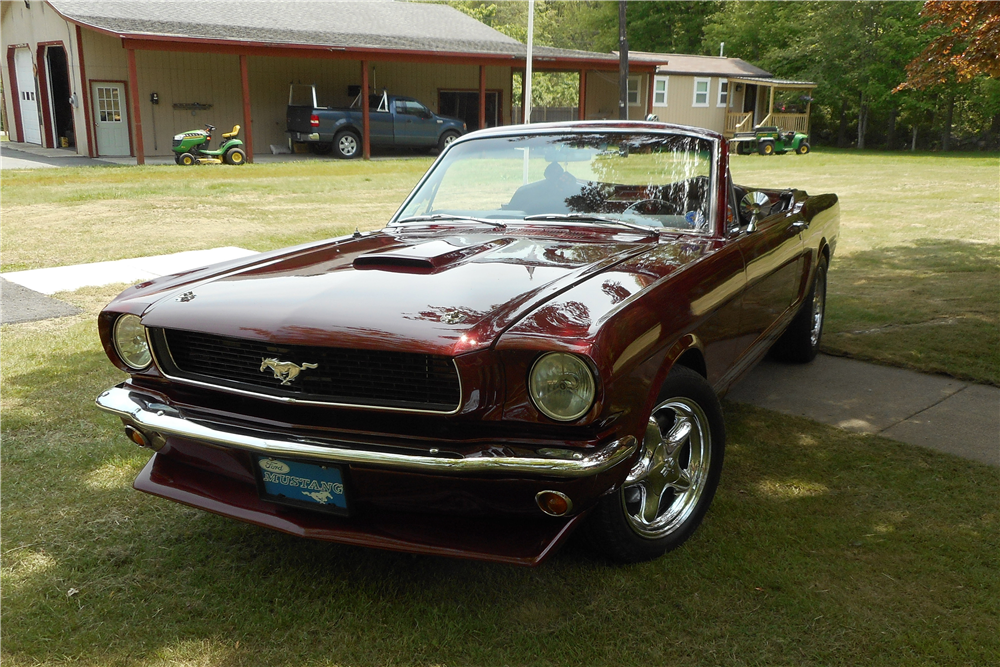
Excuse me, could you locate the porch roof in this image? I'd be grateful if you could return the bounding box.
[730,76,816,89]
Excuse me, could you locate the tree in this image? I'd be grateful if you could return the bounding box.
[898,1,1000,90]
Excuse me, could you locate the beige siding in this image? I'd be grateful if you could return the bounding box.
[1,1,91,154]
[651,75,741,134]
[581,71,650,121]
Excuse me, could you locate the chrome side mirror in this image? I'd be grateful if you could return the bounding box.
[740,191,771,231]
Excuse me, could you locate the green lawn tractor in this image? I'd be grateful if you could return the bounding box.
[172,124,247,165]
[732,126,810,156]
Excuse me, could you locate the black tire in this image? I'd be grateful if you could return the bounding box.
[586,365,726,564]
[758,141,775,156]
[735,142,750,156]
[438,131,460,152]
[310,142,333,156]
[224,147,246,165]
[772,256,828,363]
[796,142,810,155]
[333,130,361,159]
[178,152,196,166]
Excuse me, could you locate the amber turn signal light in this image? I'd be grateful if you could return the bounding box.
[125,425,148,448]
[535,490,573,517]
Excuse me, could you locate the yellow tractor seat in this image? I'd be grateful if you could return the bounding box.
[221,125,240,139]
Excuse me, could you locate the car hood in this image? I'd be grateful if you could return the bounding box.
[139,230,669,356]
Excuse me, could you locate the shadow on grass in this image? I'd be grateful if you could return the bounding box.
[825,238,1000,385]
[3,396,998,666]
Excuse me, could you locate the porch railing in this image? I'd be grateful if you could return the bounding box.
[725,112,753,135]
[769,113,809,133]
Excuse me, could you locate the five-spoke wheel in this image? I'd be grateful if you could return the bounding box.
[587,365,725,563]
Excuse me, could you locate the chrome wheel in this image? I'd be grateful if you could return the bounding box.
[810,265,826,347]
[338,134,358,157]
[622,397,712,539]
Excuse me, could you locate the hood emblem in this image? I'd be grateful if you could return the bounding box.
[176,291,196,302]
[260,358,318,385]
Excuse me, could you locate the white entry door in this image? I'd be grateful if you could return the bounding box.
[91,82,130,156]
[14,49,41,144]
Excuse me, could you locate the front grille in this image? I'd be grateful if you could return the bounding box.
[152,328,461,412]
[171,138,182,148]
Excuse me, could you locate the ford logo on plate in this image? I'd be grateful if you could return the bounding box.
[259,458,290,474]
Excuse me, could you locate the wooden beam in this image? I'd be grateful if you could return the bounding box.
[76,25,95,157]
[239,54,253,162]
[646,72,654,117]
[478,64,486,130]
[519,69,526,123]
[6,47,23,143]
[361,59,370,159]
[578,70,587,120]
[125,47,144,164]
[36,44,54,147]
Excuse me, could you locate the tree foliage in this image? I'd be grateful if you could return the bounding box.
[898,1,1000,89]
[443,0,1000,149]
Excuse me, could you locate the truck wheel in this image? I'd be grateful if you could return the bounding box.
[585,365,725,564]
[334,131,360,159]
[758,141,775,156]
[178,152,196,166]
[310,142,333,156]
[772,256,828,363]
[797,143,810,155]
[438,131,460,152]
[224,147,246,165]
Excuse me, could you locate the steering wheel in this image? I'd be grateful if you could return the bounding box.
[623,198,677,216]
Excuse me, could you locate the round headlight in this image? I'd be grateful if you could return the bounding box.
[113,314,151,370]
[528,352,596,422]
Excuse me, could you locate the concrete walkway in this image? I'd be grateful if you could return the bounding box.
[728,355,999,466]
[2,246,996,467]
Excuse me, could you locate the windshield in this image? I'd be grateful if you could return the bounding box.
[393,132,716,233]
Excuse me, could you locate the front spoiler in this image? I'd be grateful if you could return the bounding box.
[96,385,637,478]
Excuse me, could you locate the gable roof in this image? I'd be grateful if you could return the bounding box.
[627,51,772,78]
[48,0,622,66]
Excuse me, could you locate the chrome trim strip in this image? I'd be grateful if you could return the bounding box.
[147,331,464,416]
[96,386,636,478]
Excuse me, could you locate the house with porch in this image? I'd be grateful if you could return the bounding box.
[2,1,662,163]
[629,52,816,139]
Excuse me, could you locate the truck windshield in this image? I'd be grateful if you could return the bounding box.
[393,133,715,233]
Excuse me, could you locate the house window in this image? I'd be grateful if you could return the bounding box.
[653,76,669,106]
[627,75,642,107]
[693,78,710,107]
[718,79,728,107]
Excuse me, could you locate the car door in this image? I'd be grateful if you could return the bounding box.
[368,93,394,146]
[394,99,438,147]
[732,192,809,358]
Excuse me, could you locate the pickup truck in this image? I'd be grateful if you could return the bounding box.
[287,86,467,158]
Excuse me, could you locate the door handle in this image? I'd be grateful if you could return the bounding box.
[790,220,808,232]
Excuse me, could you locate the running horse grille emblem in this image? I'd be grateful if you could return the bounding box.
[260,358,318,386]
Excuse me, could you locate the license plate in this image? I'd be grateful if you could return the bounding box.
[256,456,349,515]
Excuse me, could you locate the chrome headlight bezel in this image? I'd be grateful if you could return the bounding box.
[528,352,596,422]
[112,314,152,370]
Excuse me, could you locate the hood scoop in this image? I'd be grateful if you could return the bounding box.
[353,238,511,274]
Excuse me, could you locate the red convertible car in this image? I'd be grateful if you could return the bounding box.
[96,121,839,565]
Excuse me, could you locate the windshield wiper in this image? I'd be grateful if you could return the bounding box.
[523,213,659,238]
[394,214,506,229]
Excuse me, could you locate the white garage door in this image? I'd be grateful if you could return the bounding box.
[14,48,41,145]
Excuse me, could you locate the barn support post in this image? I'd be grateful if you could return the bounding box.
[361,59,370,159]
[239,53,253,162]
[76,25,95,157]
[519,69,526,123]
[478,64,486,130]
[646,72,654,117]
[6,47,23,143]
[578,70,587,120]
[125,47,144,164]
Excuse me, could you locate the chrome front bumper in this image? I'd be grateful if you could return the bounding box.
[96,385,637,478]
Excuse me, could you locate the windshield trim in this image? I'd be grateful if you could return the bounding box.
[387,128,721,237]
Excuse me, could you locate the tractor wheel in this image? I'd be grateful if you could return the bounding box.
[224,147,247,165]
[735,142,750,156]
[758,141,775,156]
[178,152,197,166]
[797,142,810,155]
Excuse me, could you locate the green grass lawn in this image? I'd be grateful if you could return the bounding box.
[2,151,998,665]
[1,286,997,667]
